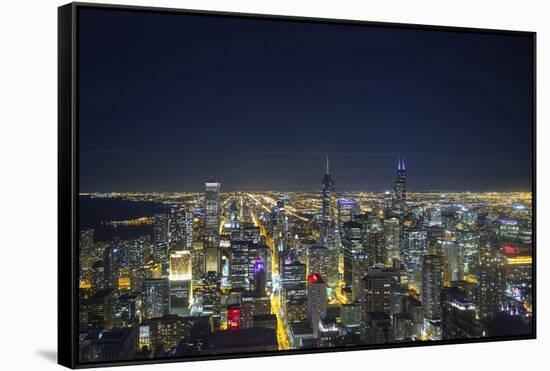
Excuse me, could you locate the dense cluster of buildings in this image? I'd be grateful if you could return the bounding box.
[78,157,533,363]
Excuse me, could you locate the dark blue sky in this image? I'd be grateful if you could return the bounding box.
[78,7,533,193]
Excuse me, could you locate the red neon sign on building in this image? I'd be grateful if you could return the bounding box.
[227,305,241,330]
[307,273,324,284]
[503,245,519,254]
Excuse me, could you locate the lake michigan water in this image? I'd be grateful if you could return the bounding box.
[79,195,171,242]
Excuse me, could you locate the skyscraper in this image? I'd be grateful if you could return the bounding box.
[81,289,114,331]
[384,191,393,217]
[240,294,271,329]
[441,240,464,284]
[229,241,250,290]
[204,181,221,245]
[321,156,335,246]
[421,255,443,321]
[169,208,194,248]
[201,271,221,327]
[306,245,330,282]
[251,256,267,295]
[366,312,395,345]
[79,229,95,288]
[169,248,192,281]
[183,211,193,249]
[229,224,262,290]
[127,235,152,271]
[361,267,394,315]
[337,198,359,229]
[351,253,369,302]
[204,246,220,274]
[248,244,271,293]
[342,222,364,288]
[273,195,289,268]
[104,245,128,290]
[360,267,394,343]
[384,218,401,264]
[204,181,221,273]
[141,278,170,320]
[91,261,105,294]
[80,327,136,363]
[393,156,407,213]
[153,214,169,243]
[403,228,428,287]
[282,261,307,285]
[478,251,507,320]
[167,247,192,315]
[363,228,386,266]
[112,292,141,328]
[191,241,205,278]
[307,273,327,338]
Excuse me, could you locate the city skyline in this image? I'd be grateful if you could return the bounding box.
[77,167,533,362]
[79,154,533,193]
[74,6,534,365]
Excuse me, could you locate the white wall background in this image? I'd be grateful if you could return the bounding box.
[0,0,546,369]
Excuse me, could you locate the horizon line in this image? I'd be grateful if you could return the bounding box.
[79,189,533,194]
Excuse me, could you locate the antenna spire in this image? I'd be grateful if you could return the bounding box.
[326,155,330,175]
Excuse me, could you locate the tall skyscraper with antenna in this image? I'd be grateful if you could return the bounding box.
[321,156,335,246]
[393,156,407,213]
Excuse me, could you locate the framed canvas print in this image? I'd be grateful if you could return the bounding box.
[58,2,536,368]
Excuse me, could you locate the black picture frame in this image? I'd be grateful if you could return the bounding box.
[58,2,537,369]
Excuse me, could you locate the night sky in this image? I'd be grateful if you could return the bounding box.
[78,7,533,193]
